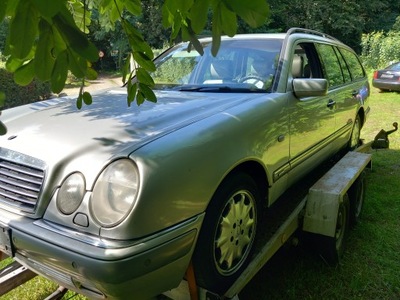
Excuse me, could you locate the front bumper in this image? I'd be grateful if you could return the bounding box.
[3,214,203,299]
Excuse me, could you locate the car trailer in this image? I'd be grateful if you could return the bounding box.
[159,148,372,300]
[1,134,395,300]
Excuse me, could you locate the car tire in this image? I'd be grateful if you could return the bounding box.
[192,172,261,295]
[309,193,350,266]
[349,115,361,150]
[348,171,366,227]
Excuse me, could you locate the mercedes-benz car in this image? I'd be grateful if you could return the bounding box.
[0,28,369,299]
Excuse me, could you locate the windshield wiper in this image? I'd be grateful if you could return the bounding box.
[173,85,267,93]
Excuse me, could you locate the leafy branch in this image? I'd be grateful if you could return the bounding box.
[1,0,269,108]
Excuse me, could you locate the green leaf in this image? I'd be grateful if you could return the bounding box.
[174,0,194,12]
[9,1,39,59]
[52,25,68,54]
[14,60,35,86]
[132,52,156,72]
[136,91,145,105]
[211,11,222,57]
[224,0,270,28]
[122,53,132,84]
[76,93,83,109]
[35,19,55,81]
[190,0,210,34]
[51,50,68,93]
[136,68,154,86]
[124,0,142,15]
[5,56,24,73]
[123,20,154,59]
[161,2,174,28]
[53,11,98,62]
[67,49,86,78]
[219,3,237,36]
[127,81,138,106]
[188,33,204,56]
[181,25,191,42]
[82,92,92,105]
[0,0,8,21]
[30,0,64,19]
[162,1,182,40]
[86,67,98,81]
[139,83,157,103]
[5,0,19,18]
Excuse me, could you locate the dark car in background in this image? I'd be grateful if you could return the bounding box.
[372,62,400,92]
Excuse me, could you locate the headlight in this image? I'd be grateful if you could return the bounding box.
[90,159,139,227]
[57,173,86,215]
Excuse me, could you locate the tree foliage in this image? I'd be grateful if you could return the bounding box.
[0,0,269,108]
[360,16,400,69]
[361,31,400,69]
[267,0,400,52]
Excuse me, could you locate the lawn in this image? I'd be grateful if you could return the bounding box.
[1,79,399,300]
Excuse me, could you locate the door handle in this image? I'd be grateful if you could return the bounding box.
[327,99,336,109]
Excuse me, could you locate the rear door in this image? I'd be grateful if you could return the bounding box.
[315,44,366,149]
[314,44,353,145]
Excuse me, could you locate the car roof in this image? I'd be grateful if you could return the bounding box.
[199,28,345,47]
[198,33,286,43]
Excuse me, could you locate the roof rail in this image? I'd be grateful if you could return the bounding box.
[286,27,341,43]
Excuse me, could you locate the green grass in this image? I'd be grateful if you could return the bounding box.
[1,77,400,299]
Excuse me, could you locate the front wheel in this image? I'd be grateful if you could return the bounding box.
[192,172,261,294]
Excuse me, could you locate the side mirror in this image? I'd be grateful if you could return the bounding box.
[292,78,328,98]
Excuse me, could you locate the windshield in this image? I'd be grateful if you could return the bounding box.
[151,38,283,92]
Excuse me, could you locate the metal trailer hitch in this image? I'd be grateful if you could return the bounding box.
[372,122,398,149]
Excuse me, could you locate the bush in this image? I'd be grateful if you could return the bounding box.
[361,30,400,69]
[0,68,53,109]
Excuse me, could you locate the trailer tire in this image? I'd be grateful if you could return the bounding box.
[192,172,261,295]
[313,193,350,266]
[348,171,366,227]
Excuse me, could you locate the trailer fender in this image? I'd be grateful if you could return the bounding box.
[303,192,342,237]
[302,151,371,237]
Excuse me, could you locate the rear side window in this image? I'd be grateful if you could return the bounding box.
[339,48,365,80]
[336,49,352,83]
[315,44,344,88]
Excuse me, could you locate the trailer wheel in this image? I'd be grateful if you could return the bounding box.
[348,171,366,227]
[192,172,260,295]
[315,193,350,265]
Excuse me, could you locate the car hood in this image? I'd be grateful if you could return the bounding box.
[0,88,255,185]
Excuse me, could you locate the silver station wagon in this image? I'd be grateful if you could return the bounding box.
[0,28,369,299]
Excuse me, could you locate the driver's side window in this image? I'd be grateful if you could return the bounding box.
[245,52,277,89]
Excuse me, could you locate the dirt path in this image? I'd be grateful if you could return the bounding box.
[61,74,123,97]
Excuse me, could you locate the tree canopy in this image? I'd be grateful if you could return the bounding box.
[0,0,269,107]
[1,0,399,107]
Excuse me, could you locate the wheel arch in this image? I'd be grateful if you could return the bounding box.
[357,107,366,128]
[220,160,269,207]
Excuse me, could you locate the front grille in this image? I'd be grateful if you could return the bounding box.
[0,159,44,212]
